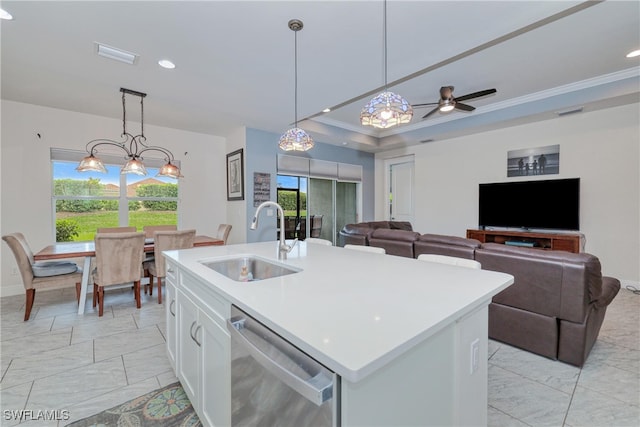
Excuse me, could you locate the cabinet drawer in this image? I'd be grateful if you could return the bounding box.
[180,270,230,326]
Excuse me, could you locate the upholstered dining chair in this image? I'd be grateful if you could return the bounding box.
[344,244,386,254]
[216,224,232,245]
[97,226,137,233]
[141,225,178,277]
[2,233,83,321]
[92,232,145,317]
[144,229,196,304]
[306,238,333,246]
[143,225,177,239]
[417,253,481,269]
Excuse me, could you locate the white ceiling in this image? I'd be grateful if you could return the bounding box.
[2,1,639,153]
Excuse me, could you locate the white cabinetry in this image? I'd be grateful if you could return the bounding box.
[165,263,178,371]
[172,264,231,427]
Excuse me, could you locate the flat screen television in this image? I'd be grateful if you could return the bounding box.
[478,178,580,231]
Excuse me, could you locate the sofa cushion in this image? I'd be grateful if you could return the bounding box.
[369,229,420,258]
[367,221,391,230]
[414,234,481,259]
[389,221,413,231]
[32,261,78,277]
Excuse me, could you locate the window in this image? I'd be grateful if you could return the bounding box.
[52,150,179,242]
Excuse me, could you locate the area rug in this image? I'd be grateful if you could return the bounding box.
[66,382,201,426]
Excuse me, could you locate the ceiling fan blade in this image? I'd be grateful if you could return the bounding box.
[412,102,438,108]
[455,88,497,102]
[455,103,475,112]
[422,107,440,119]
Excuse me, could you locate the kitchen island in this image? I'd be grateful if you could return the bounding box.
[164,241,513,426]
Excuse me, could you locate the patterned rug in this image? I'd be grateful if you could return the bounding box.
[66,382,201,427]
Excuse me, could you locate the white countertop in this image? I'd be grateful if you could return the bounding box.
[165,241,513,383]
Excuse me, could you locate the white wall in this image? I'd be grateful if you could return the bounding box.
[375,103,640,283]
[1,100,227,296]
[225,126,247,245]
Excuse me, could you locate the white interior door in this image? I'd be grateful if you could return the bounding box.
[388,157,414,223]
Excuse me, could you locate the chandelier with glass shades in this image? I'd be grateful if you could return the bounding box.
[76,88,183,178]
[278,19,314,152]
[360,0,413,129]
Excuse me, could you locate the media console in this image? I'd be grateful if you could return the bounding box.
[467,229,583,253]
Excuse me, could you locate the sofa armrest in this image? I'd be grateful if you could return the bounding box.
[595,276,621,308]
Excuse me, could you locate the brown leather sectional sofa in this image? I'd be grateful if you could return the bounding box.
[338,222,621,367]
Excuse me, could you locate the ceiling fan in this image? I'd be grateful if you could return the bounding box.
[413,86,497,119]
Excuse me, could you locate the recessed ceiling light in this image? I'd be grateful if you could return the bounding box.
[626,49,640,58]
[323,108,331,113]
[341,141,348,146]
[158,59,176,69]
[0,8,13,20]
[95,42,138,65]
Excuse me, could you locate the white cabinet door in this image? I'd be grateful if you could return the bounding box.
[177,289,201,413]
[199,309,231,427]
[165,279,178,371]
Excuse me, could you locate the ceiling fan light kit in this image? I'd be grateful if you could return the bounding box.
[414,86,497,119]
[77,88,183,178]
[279,19,314,152]
[360,0,413,129]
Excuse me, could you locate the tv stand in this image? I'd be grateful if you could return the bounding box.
[467,229,583,253]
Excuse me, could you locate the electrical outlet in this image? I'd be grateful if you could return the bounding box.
[470,338,480,375]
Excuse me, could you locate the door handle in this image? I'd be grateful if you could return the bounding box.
[169,300,176,317]
[189,321,201,347]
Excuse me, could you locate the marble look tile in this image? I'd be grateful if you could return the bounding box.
[1,340,94,388]
[69,313,138,345]
[26,356,127,410]
[489,342,580,394]
[488,364,571,426]
[156,369,179,387]
[94,325,165,362]
[565,385,640,427]
[122,343,173,384]
[578,360,640,406]
[0,327,72,361]
[488,339,501,360]
[63,376,161,425]
[488,405,529,427]
[0,382,33,427]
[585,339,640,374]
[0,316,54,342]
[131,301,166,329]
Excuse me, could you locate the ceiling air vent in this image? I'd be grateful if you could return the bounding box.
[556,106,584,117]
[420,139,434,143]
[95,42,138,65]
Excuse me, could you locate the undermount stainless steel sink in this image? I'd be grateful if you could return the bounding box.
[200,256,301,282]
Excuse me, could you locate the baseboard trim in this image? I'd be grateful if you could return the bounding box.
[0,284,25,298]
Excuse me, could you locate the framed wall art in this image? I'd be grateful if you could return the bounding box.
[226,149,244,201]
[507,144,559,177]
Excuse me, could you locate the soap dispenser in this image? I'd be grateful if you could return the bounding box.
[239,266,249,282]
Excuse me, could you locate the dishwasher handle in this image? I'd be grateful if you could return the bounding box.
[227,317,333,406]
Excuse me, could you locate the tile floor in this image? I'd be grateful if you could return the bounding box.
[1,285,638,426]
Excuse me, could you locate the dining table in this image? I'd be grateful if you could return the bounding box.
[34,235,224,315]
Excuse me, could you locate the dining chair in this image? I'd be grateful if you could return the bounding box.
[344,244,386,254]
[141,225,178,277]
[143,224,177,239]
[144,229,196,304]
[417,253,481,269]
[216,224,232,245]
[97,226,137,233]
[92,232,145,317]
[306,238,332,246]
[2,233,83,321]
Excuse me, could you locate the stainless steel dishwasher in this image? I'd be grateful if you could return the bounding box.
[227,305,340,426]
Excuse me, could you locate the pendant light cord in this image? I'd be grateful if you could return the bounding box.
[294,27,298,128]
[383,0,388,90]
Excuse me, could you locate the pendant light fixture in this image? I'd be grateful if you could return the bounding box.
[360,0,413,129]
[77,88,183,178]
[278,19,314,152]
